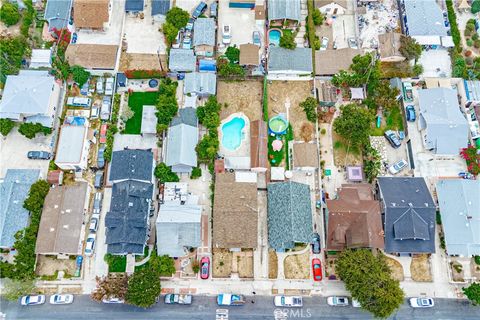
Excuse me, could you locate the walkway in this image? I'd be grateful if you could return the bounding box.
[134,244,154,267]
[275,245,311,280]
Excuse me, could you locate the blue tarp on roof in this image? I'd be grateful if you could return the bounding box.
[125,0,144,12]
[152,0,170,15]
[199,59,216,72]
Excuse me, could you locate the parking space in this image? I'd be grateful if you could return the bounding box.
[418,50,452,78]
[124,8,166,54]
[331,14,356,49]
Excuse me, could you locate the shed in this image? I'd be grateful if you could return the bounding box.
[30,49,52,69]
[239,44,260,66]
[141,105,157,134]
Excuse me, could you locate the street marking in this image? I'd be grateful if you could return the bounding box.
[215,309,228,320]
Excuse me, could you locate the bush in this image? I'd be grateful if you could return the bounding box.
[124,69,164,79]
[312,8,324,26]
[104,254,127,273]
[475,40,480,49]
[465,28,473,37]
[436,212,442,225]
[192,260,200,274]
[475,256,480,265]
[466,56,474,66]
[412,64,423,76]
[0,118,15,136]
[320,128,326,135]
[473,33,479,41]
[467,39,474,47]
[154,163,179,183]
[299,97,318,122]
[70,65,90,87]
[472,0,480,14]
[190,167,202,179]
[225,46,240,64]
[0,3,20,26]
[165,7,189,29]
[216,57,245,77]
[18,123,51,139]
[446,0,460,48]
[279,30,296,50]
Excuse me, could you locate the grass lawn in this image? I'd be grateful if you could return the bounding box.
[124,92,160,134]
[268,135,284,166]
[105,254,127,273]
[370,106,404,136]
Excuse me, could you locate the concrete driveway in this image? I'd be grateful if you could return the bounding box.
[418,50,452,78]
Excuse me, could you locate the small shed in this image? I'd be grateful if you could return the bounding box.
[30,49,52,69]
[346,166,363,182]
[350,87,365,100]
[141,105,157,134]
[271,167,285,181]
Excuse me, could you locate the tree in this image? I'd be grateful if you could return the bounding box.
[336,250,404,318]
[399,36,422,61]
[217,57,245,77]
[225,46,240,64]
[279,31,296,50]
[333,104,374,148]
[190,167,202,179]
[0,3,21,26]
[166,7,190,30]
[472,0,480,14]
[0,118,15,136]
[23,180,50,214]
[373,80,400,111]
[2,279,36,301]
[299,97,318,122]
[312,8,324,26]
[70,65,90,87]
[162,22,178,46]
[154,163,179,182]
[196,133,219,162]
[363,145,381,183]
[463,282,480,305]
[91,274,128,302]
[126,267,161,308]
[18,123,52,139]
[412,64,424,76]
[150,254,176,277]
[0,36,28,77]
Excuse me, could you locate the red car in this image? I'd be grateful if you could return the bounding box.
[312,258,322,281]
[99,124,108,144]
[200,256,210,279]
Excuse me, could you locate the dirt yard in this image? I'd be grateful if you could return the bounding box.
[236,250,254,278]
[450,261,465,282]
[411,254,432,282]
[35,255,76,277]
[267,81,312,140]
[325,256,337,280]
[332,132,362,167]
[119,52,167,72]
[284,251,310,280]
[212,248,233,278]
[269,250,278,279]
[217,80,263,121]
[470,257,480,280]
[385,257,404,281]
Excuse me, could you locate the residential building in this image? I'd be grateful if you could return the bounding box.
[184,72,217,96]
[125,0,144,12]
[0,169,41,249]
[436,179,480,257]
[165,108,198,174]
[193,18,216,56]
[268,47,312,79]
[151,0,170,20]
[30,49,52,69]
[0,71,60,128]
[315,48,362,76]
[268,0,301,27]
[267,181,313,251]
[213,173,258,250]
[65,44,119,73]
[250,120,268,172]
[73,0,110,30]
[44,0,73,32]
[168,49,196,73]
[418,88,469,156]
[156,183,202,257]
[314,0,347,15]
[109,149,154,183]
[239,44,260,66]
[54,118,91,171]
[35,182,89,257]
[326,184,384,251]
[377,177,436,255]
[378,33,405,62]
[141,105,157,135]
[291,142,318,171]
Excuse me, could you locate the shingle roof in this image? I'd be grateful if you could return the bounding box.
[125,0,144,12]
[151,0,170,15]
[193,18,216,47]
[110,149,154,182]
[418,88,469,155]
[184,72,216,95]
[54,124,88,165]
[403,0,447,37]
[268,0,301,21]
[44,0,73,31]
[165,124,198,173]
[73,0,110,29]
[437,179,480,257]
[0,169,40,248]
[168,49,196,72]
[315,48,362,75]
[378,177,436,254]
[65,44,118,70]
[268,47,313,73]
[267,181,313,251]
[170,107,198,127]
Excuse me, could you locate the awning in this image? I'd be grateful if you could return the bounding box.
[413,35,441,46]
[441,36,454,48]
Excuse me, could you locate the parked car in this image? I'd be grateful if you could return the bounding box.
[389,159,408,175]
[90,104,100,119]
[222,25,232,45]
[274,296,303,307]
[320,37,329,50]
[49,294,74,305]
[20,295,46,306]
[164,294,192,305]
[311,232,321,254]
[96,77,104,94]
[94,171,104,189]
[406,105,416,121]
[93,192,103,216]
[327,296,349,306]
[210,1,217,18]
[27,151,51,160]
[253,31,261,46]
[348,37,358,49]
[99,124,108,144]
[186,18,194,31]
[101,96,112,121]
[217,294,245,306]
[97,145,105,169]
[384,130,401,148]
[89,217,98,232]
[102,297,124,304]
[200,256,210,279]
[85,233,96,256]
[312,258,322,281]
[105,77,114,96]
[192,1,207,19]
[71,32,77,44]
[409,297,434,308]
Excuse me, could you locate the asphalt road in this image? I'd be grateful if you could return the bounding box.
[1,296,478,320]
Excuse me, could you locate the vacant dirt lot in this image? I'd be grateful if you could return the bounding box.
[212,248,232,278]
[411,254,432,282]
[284,251,310,280]
[36,256,76,277]
[269,250,278,279]
[267,81,312,140]
[119,52,167,72]
[235,250,254,278]
[217,80,263,121]
[385,257,404,281]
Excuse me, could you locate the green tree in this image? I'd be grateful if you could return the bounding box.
[463,282,480,305]
[196,133,219,162]
[0,36,28,78]
[312,8,324,26]
[279,31,296,49]
[70,65,91,87]
[217,57,245,77]
[399,36,422,61]
[373,80,400,111]
[472,0,480,14]
[166,7,190,29]
[363,145,381,183]
[126,267,161,308]
[23,180,50,213]
[190,167,202,179]
[162,22,178,46]
[150,255,176,277]
[337,249,404,318]
[412,64,424,76]
[333,104,374,148]
[18,123,52,139]
[0,3,21,26]
[299,97,318,122]
[154,163,179,183]
[225,46,240,64]
[0,118,15,136]
[2,279,36,301]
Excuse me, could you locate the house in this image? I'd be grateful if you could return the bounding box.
[44,0,73,32]
[250,120,268,172]
[326,184,384,251]
[268,47,312,79]
[151,0,170,20]
[418,88,469,156]
[184,72,216,96]
[65,44,119,73]
[315,48,362,76]
[73,0,110,30]
[156,183,202,257]
[125,0,144,12]
[54,119,91,171]
[0,169,41,249]
[239,44,260,66]
[0,70,60,128]
[30,49,52,69]
[35,182,89,257]
[141,105,157,135]
[193,18,216,56]
[436,179,480,257]
[377,177,436,255]
[165,108,198,173]
[213,173,258,250]
[314,0,347,15]
[267,181,313,251]
[268,0,301,27]
[378,33,405,62]
[109,149,154,183]
[291,142,318,171]
[168,49,196,73]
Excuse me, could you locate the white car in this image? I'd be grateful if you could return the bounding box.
[222,25,231,45]
[327,296,349,306]
[320,37,329,51]
[389,159,408,175]
[409,297,434,308]
[102,297,124,304]
[274,296,303,307]
[352,299,361,308]
[20,295,45,306]
[96,78,104,94]
[89,218,98,232]
[105,78,114,96]
[85,234,96,256]
[49,294,74,305]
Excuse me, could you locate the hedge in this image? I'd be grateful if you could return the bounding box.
[124,69,165,79]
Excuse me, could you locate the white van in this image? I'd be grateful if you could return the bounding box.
[67,97,92,107]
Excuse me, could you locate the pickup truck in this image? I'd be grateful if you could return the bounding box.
[164,294,192,305]
[217,294,245,306]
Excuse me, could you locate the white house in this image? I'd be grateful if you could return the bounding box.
[267,47,313,80]
[54,118,91,171]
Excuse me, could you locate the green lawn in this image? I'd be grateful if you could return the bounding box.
[124,92,160,134]
[104,254,127,273]
[370,106,404,136]
[268,135,285,166]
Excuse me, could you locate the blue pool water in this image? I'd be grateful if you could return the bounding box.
[221,117,246,151]
[269,30,281,46]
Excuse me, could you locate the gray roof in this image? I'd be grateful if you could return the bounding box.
[267,182,313,251]
[436,179,480,257]
[125,0,144,12]
[165,124,198,173]
[418,88,469,155]
[151,0,170,15]
[54,125,87,164]
[403,0,447,37]
[106,180,153,255]
[141,105,157,134]
[377,177,436,254]
[268,0,301,21]
[193,18,216,47]
[171,107,198,127]
[268,47,313,73]
[110,149,154,182]
[168,49,196,72]
[0,71,56,124]
[0,169,41,248]
[184,72,216,95]
[44,0,73,31]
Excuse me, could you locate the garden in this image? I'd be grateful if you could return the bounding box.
[124,92,160,134]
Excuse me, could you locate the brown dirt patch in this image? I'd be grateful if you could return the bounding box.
[217,80,263,121]
[450,261,465,282]
[385,257,404,281]
[411,254,432,282]
[35,255,76,277]
[212,248,233,278]
[325,256,337,279]
[269,250,278,279]
[237,250,254,278]
[332,132,362,167]
[300,122,314,142]
[284,251,310,280]
[267,81,312,140]
[119,52,167,72]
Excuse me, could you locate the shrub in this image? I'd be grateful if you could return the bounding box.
[413,64,423,76]
[216,57,245,77]
[436,212,442,225]
[0,3,20,26]
[466,56,474,66]
[465,28,473,37]
[467,39,474,47]
[18,123,51,139]
[192,260,200,274]
[320,128,326,135]
[165,7,189,29]
[475,256,480,265]
[154,163,180,182]
[225,46,240,64]
[312,8,324,26]
[124,69,164,79]
[0,118,15,136]
[190,167,202,179]
[472,0,480,14]
[279,30,296,50]
[446,0,460,48]
[475,40,480,49]
[299,97,318,122]
[473,33,479,41]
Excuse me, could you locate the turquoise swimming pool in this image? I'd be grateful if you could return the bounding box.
[221,117,246,151]
[269,29,281,46]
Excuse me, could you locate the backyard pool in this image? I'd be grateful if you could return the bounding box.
[269,29,281,46]
[221,116,246,151]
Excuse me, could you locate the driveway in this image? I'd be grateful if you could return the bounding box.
[418,50,452,78]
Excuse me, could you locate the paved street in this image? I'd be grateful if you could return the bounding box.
[1,296,478,320]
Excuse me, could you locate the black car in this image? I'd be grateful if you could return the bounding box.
[384,130,401,149]
[312,233,321,254]
[97,145,105,169]
[27,151,51,160]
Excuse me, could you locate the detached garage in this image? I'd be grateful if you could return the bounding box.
[229,0,255,9]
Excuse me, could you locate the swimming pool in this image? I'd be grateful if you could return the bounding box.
[269,29,281,46]
[221,117,246,151]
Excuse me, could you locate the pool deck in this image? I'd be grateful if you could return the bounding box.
[218,112,251,159]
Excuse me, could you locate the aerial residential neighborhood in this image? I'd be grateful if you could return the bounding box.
[1,0,480,319]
